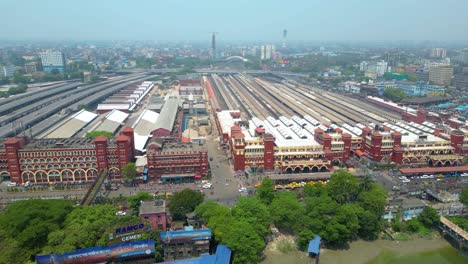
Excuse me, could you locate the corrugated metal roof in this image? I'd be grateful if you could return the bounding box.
[106,109,128,123]
[154,96,179,132]
[46,110,97,138]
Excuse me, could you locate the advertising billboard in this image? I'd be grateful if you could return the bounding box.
[36,239,155,264]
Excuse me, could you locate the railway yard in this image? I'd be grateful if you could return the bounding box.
[207,73,400,129]
[0,73,154,139]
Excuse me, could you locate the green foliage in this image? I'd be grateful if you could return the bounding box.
[232,197,270,237]
[43,205,127,254]
[418,206,440,227]
[269,192,305,232]
[85,130,113,138]
[405,218,423,233]
[78,104,91,111]
[222,219,265,264]
[297,229,316,251]
[121,162,137,183]
[383,87,408,102]
[0,83,29,98]
[303,182,327,197]
[128,192,153,214]
[195,200,269,264]
[447,216,468,231]
[0,200,74,263]
[357,182,387,217]
[276,238,295,253]
[327,170,360,204]
[168,189,204,220]
[460,187,468,206]
[256,177,275,205]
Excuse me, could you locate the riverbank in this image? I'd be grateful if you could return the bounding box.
[320,237,460,264]
[262,236,466,264]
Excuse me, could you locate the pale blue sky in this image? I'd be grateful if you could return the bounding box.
[1,0,467,41]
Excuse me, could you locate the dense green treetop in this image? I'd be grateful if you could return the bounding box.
[168,189,204,220]
[256,177,275,205]
[0,200,74,263]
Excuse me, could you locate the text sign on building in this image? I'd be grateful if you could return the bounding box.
[108,223,151,244]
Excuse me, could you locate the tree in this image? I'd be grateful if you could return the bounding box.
[222,219,265,264]
[383,87,407,102]
[357,182,387,217]
[418,206,440,228]
[85,130,113,138]
[303,182,327,197]
[128,192,153,214]
[460,187,468,207]
[256,177,275,205]
[121,162,137,183]
[357,209,381,240]
[327,170,360,204]
[44,205,136,254]
[168,189,204,220]
[269,192,305,231]
[405,218,422,233]
[232,197,270,237]
[195,201,232,241]
[0,200,74,263]
[297,229,316,251]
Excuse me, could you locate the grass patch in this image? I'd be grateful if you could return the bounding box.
[276,238,295,254]
[393,232,411,241]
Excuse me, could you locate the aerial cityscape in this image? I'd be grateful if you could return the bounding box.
[0,0,467,264]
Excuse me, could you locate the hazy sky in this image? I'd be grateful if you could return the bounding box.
[1,0,467,42]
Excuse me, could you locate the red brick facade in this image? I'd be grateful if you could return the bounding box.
[146,142,208,181]
[1,129,135,184]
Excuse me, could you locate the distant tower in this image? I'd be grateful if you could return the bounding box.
[282,29,287,48]
[211,32,216,60]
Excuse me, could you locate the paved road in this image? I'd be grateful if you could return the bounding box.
[203,134,240,206]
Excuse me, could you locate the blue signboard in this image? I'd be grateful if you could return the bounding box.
[36,239,155,264]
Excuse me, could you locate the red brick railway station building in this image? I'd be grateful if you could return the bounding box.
[0,128,135,184]
[215,110,468,175]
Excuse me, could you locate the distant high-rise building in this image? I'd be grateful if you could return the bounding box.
[39,50,65,73]
[211,33,216,59]
[282,29,287,48]
[429,65,453,86]
[24,62,38,74]
[453,67,468,92]
[458,49,468,65]
[360,61,368,71]
[1,65,16,78]
[360,60,387,77]
[260,45,266,60]
[265,45,273,60]
[430,48,447,58]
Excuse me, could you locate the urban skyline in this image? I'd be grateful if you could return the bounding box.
[1,0,468,42]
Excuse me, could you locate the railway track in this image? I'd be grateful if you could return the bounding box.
[262,79,352,124]
[236,74,295,118]
[292,86,366,124]
[212,74,240,110]
[254,78,334,123]
[223,75,271,119]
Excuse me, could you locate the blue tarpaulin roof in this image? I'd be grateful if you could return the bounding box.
[162,245,231,264]
[308,235,321,255]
